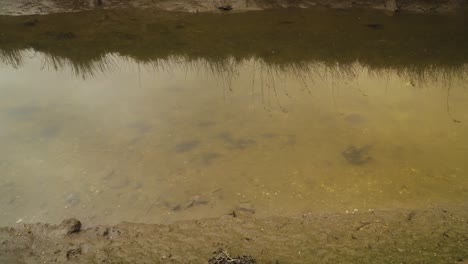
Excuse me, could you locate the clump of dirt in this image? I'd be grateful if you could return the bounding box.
[59,218,81,235]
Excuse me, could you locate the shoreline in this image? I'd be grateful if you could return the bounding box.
[1,207,467,263]
[0,0,467,16]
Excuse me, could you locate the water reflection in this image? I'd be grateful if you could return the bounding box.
[4,49,467,124]
[1,8,468,73]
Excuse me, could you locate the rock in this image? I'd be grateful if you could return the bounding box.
[59,218,81,235]
[218,5,233,11]
[215,0,233,11]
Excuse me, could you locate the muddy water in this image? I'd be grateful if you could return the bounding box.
[1,52,467,226]
[1,9,468,226]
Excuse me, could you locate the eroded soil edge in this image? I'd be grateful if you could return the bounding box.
[1,208,467,263]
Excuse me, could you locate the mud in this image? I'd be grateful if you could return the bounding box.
[1,208,467,263]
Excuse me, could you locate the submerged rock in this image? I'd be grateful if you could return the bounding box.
[170,195,209,211]
[236,203,255,214]
[342,145,372,165]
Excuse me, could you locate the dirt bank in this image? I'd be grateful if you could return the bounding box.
[0,0,467,16]
[1,207,467,263]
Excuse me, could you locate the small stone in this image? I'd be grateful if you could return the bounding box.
[385,0,399,12]
[217,4,233,11]
[60,218,81,235]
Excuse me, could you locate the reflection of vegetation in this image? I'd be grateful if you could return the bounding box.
[0,8,467,77]
[1,7,467,120]
[0,49,24,68]
[41,51,117,78]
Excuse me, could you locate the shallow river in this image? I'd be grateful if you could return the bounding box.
[0,9,467,226]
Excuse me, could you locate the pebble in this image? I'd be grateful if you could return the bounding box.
[59,218,81,235]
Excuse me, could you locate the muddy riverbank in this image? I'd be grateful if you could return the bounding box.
[0,0,467,16]
[1,207,467,263]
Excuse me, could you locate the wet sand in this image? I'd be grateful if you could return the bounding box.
[1,207,467,263]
